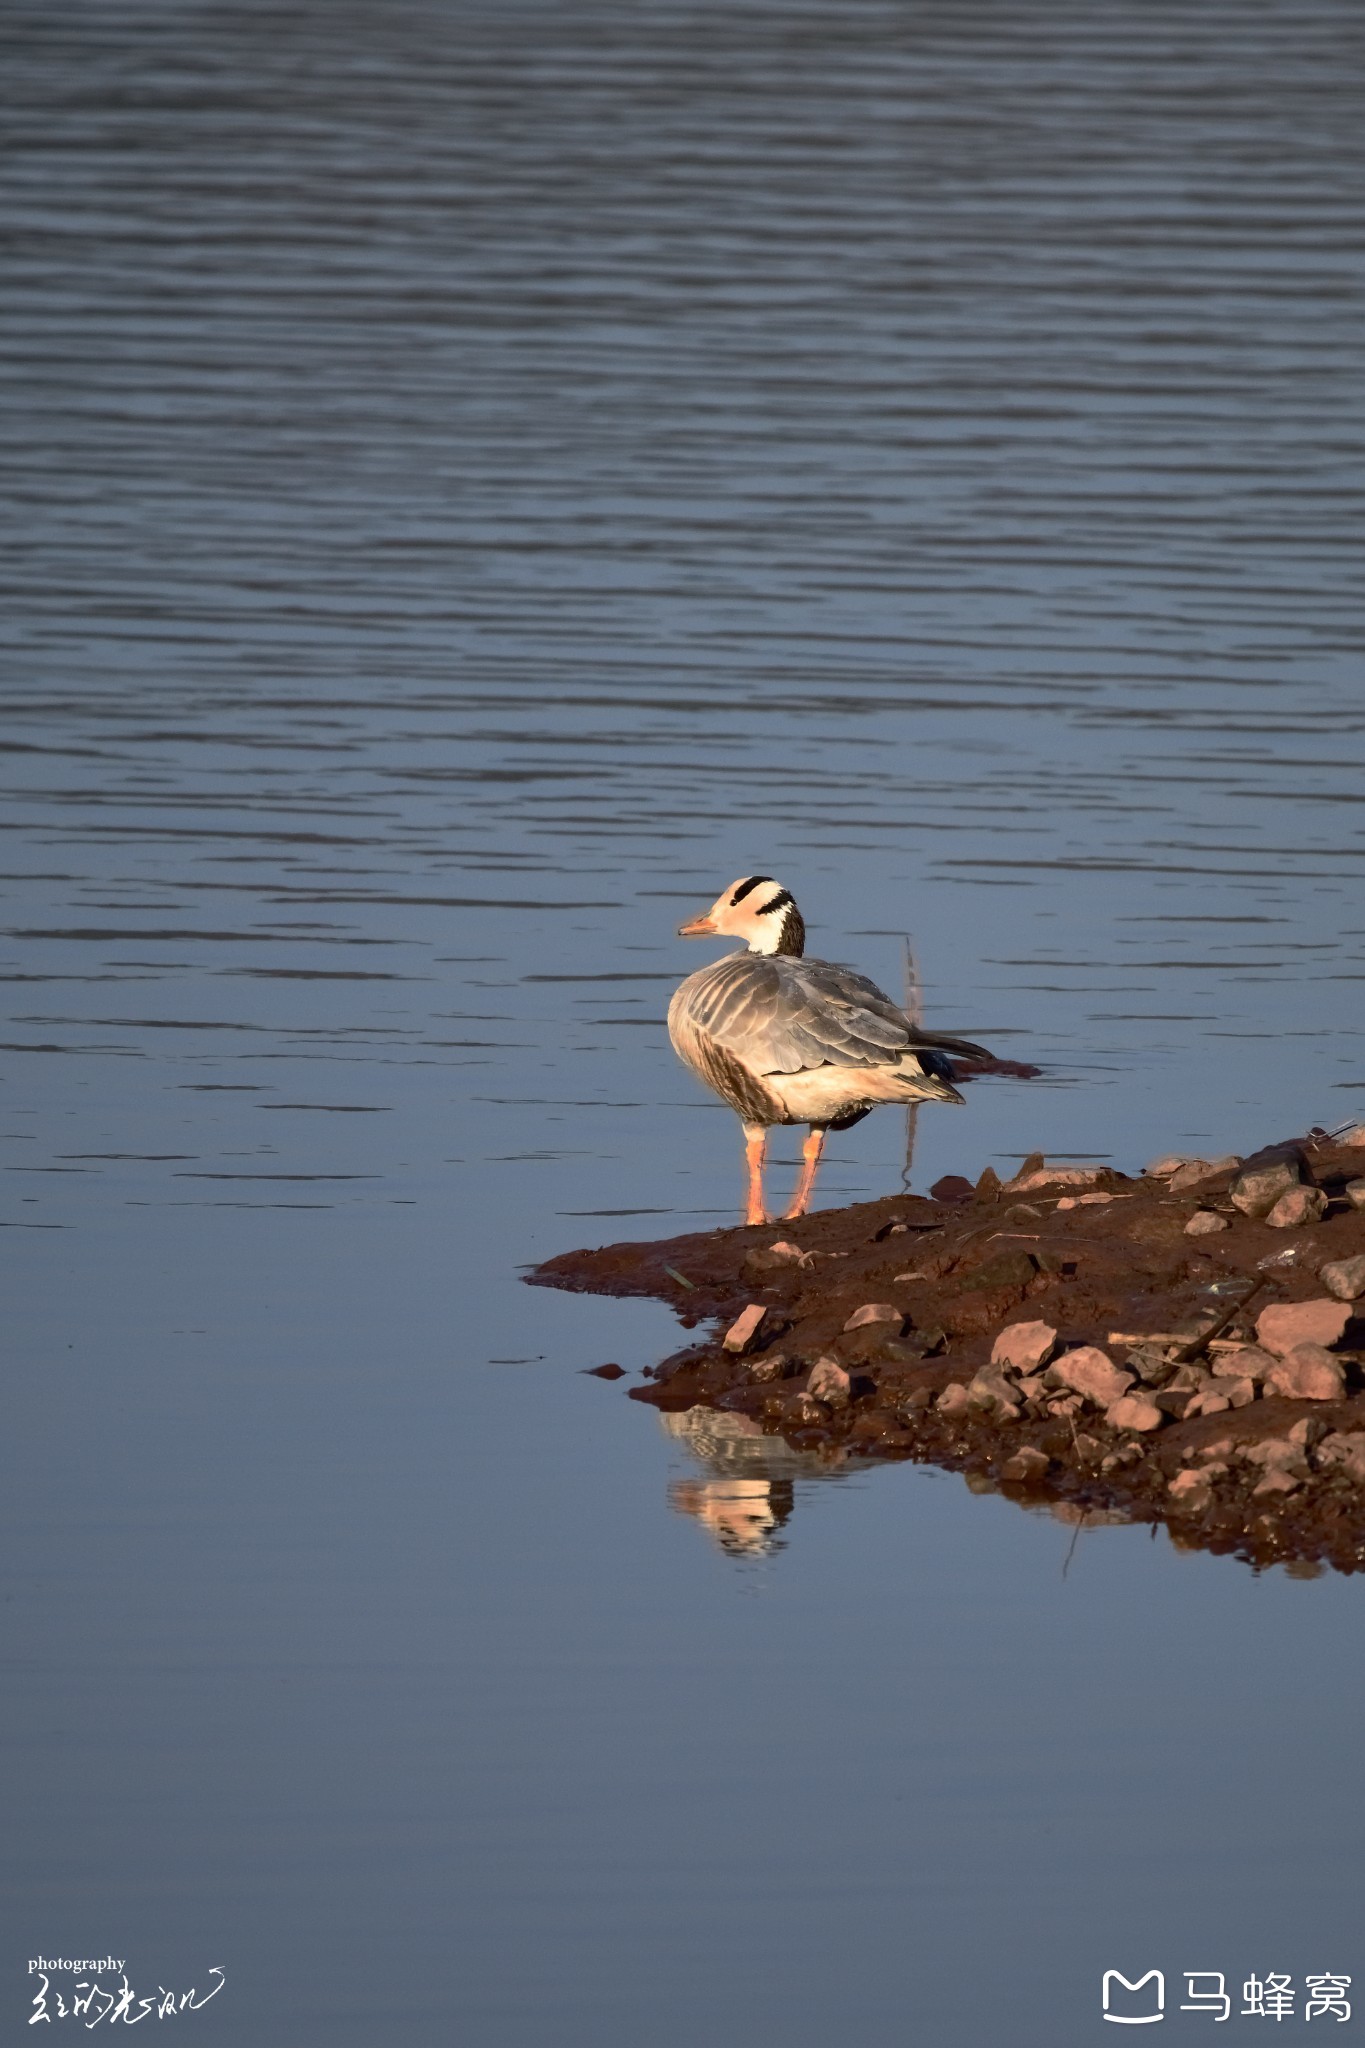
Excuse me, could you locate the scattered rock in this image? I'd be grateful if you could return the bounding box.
[1212,1344,1277,1382]
[722,1303,772,1354]
[807,1357,852,1406]
[1169,1469,1213,1510]
[1220,1377,1258,1409]
[747,1352,791,1384]
[967,1366,1024,1422]
[786,1392,831,1426]
[898,1385,934,1417]
[1168,1155,1240,1191]
[1346,1180,1365,1211]
[1339,1124,1365,1148]
[1165,1362,1214,1393]
[1265,1346,1347,1402]
[1073,1432,1104,1463]
[843,1302,904,1333]
[769,1239,815,1265]
[1056,1190,1115,1209]
[1127,1343,1177,1387]
[1009,1166,1110,1193]
[1320,1253,1365,1302]
[1001,1446,1050,1483]
[1101,1442,1142,1472]
[1230,1156,1301,1218]
[1318,1432,1365,1484]
[1242,1438,1308,1476]
[1144,1154,1190,1177]
[1106,1394,1165,1433]
[936,1381,972,1419]
[1253,1467,1303,1498]
[1266,1185,1328,1230]
[1185,1210,1230,1236]
[1048,1345,1134,1408]
[1287,1415,1328,1450]
[991,1319,1059,1373]
[585,1362,627,1379]
[1256,1298,1351,1357]
[961,1248,1038,1292]
[1047,1393,1086,1418]
[1197,1436,1237,1462]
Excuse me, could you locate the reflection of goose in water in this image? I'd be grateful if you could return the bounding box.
[661,1407,842,1557]
[670,875,993,1224]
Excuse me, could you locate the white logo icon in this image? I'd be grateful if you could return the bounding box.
[1103,1970,1166,2024]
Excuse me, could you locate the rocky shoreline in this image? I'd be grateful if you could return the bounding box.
[531,1128,1365,1572]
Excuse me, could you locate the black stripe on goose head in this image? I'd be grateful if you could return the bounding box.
[729,875,773,906]
[754,890,805,958]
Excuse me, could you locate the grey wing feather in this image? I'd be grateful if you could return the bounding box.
[694,954,976,1076]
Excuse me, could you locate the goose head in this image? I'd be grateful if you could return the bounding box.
[677,875,806,958]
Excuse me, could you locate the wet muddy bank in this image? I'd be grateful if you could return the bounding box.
[533,1130,1365,1572]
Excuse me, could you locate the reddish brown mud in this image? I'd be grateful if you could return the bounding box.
[531,1132,1365,1572]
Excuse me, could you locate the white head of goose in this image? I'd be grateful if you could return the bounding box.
[668,875,992,1226]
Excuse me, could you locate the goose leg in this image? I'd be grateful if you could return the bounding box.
[742,1122,769,1227]
[784,1126,826,1218]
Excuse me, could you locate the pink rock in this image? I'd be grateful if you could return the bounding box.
[1320,1253,1365,1302]
[1318,1432,1365,1484]
[722,1303,771,1354]
[807,1357,851,1406]
[1106,1394,1164,1433]
[1145,1154,1191,1177]
[843,1302,904,1333]
[1048,1345,1134,1408]
[1339,1124,1365,1147]
[767,1239,814,1267]
[936,1382,971,1419]
[1242,1438,1309,1475]
[1056,1190,1115,1209]
[1265,1185,1328,1229]
[1001,1446,1050,1483]
[990,1319,1059,1373]
[1212,1345,1277,1382]
[1256,1298,1351,1356]
[1167,1161,1213,1191]
[1348,1180,1365,1211]
[1009,1166,1109,1193]
[1230,1157,1301,1218]
[1253,1467,1302,1498]
[1265,1345,1347,1402]
[1185,1209,1230,1235]
[967,1367,1023,1421]
[1220,1377,1257,1409]
[1169,1469,1212,1503]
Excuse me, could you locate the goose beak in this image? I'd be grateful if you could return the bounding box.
[677,913,717,938]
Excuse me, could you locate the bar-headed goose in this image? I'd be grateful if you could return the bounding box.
[668,875,991,1225]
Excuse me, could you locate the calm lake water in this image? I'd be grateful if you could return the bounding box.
[3,1,1364,2040]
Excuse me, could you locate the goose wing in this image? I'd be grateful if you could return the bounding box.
[683,953,990,1077]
